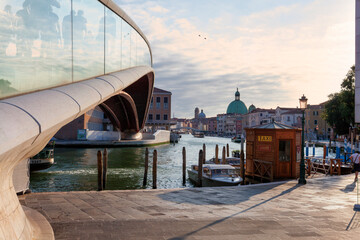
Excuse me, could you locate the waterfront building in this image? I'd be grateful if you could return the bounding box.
[0,0,154,238]
[55,106,119,140]
[275,107,302,128]
[145,87,174,132]
[207,117,217,133]
[305,102,331,140]
[216,113,226,135]
[243,108,276,128]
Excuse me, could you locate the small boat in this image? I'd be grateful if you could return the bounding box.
[231,135,243,143]
[30,143,55,172]
[187,164,242,187]
[193,132,205,138]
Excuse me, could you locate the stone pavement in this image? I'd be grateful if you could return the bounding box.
[19,174,360,239]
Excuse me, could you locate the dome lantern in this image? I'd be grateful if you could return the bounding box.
[235,88,240,101]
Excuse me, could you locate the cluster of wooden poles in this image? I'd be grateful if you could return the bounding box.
[142,143,245,189]
[96,143,245,190]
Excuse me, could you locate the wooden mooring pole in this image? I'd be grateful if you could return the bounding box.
[240,150,245,185]
[153,149,157,189]
[97,150,103,191]
[182,147,186,186]
[222,146,226,164]
[197,150,203,187]
[203,144,206,164]
[215,144,219,164]
[143,148,149,187]
[226,144,230,157]
[102,148,108,190]
[240,136,245,185]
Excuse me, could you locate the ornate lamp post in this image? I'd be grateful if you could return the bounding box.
[298,94,308,184]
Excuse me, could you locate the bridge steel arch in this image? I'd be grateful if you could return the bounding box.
[0,66,154,239]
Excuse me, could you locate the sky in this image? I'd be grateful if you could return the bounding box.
[117,0,355,118]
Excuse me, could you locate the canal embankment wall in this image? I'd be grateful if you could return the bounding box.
[54,130,170,148]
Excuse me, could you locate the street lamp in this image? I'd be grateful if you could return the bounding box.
[299,94,308,184]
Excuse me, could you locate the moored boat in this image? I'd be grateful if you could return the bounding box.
[187,164,242,187]
[30,143,55,172]
[193,132,205,138]
[231,135,242,143]
[206,157,242,169]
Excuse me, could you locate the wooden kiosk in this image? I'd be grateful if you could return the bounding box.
[245,122,302,182]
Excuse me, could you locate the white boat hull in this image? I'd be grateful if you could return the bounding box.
[187,169,241,187]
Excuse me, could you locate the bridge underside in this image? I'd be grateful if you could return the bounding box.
[0,66,154,239]
[99,73,153,140]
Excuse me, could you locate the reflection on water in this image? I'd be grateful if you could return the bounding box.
[30,135,333,192]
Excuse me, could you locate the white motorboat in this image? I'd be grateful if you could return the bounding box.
[187,164,242,187]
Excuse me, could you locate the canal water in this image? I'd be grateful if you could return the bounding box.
[30,135,332,192]
[30,135,242,192]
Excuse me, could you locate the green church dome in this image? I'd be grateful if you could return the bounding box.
[248,104,256,113]
[226,88,248,114]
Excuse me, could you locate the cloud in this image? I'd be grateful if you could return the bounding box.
[119,0,354,118]
[149,5,169,14]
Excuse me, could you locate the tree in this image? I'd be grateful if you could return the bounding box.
[323,65,354,136]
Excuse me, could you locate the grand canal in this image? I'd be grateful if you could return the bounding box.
[30,135,243,192]
[30,134,330,192]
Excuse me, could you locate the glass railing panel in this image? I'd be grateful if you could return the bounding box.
[121,21,131,69]
[130,29,137,67]
[0,0,72,99]
[73,1,105,81]
[0,0,152,100]
[105,8,121,74]
[137,36,150,66]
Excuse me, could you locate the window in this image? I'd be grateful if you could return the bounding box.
[156,97,161,109]
[314,120,318,125]
[164,114,168,120]
[150,97,153,109]
[148,114,153,121]
[164,97,168,109]
[156,114,160,120]
[287,116,290,121]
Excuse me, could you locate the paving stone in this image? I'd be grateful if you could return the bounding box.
[20,174,360,239]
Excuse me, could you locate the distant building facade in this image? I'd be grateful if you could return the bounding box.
[55,106,114,140]
[305,102,331,140]
[207,117,217,133]
[243,108,275,128]
[275,107,302,128]
[145,87,173,131]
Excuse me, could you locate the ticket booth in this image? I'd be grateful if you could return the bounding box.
[245,122,302,181]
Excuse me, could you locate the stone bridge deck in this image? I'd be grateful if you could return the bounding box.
[19,175,360,239]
